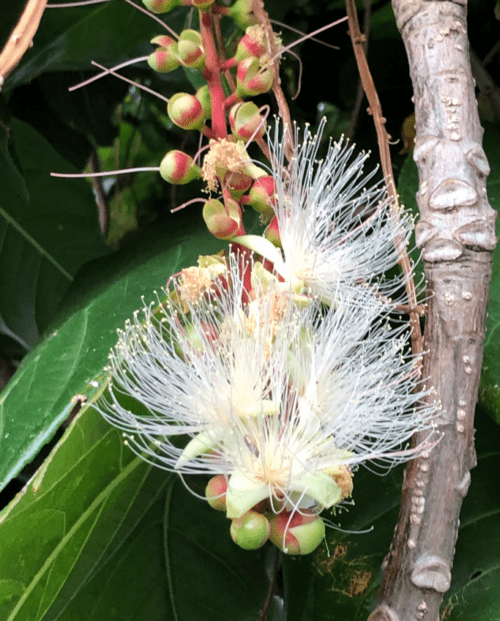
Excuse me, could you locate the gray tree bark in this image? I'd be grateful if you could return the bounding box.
[369,1,497,620]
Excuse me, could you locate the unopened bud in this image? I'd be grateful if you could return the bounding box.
[148,35,179,73]
[206,475,228,511]
[236,57,273,97]
[230,511,271,550]
[269,511,325,555]
[227,0,256,29]
[178,29,206,69]
[236,26,266,61]
[191,0,215,9]
[229,102,266,142]
[195,85,211,119]
[142,0,180,13]
[168,93,205,130]
[247,176,276,221]
[203,198,243,240]
[160,150,201,185]
[264,215,281,245]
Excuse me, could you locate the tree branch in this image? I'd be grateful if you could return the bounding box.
[369,1,497,619]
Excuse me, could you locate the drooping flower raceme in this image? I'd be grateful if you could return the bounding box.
[236,121,413,306]
[95,257,437,554]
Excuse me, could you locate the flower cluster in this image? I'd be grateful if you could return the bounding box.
[96,125,437,553]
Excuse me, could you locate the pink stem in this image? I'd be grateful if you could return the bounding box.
[200,10,227,139]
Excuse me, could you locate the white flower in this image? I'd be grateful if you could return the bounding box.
[96,264,437,521]
[236,120,413,306]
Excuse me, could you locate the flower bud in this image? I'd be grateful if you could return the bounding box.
[203,198,243,240]
[236,26,267,62]
[142,0,180,13]
[160,150,201,185]
[148,35,180,73]
[195,85,211,119]
[236,57,273,98]
[230,511,271,550]
[269,511,325,555]
[178,29,206,69]
[191,0,215,9]
[264,215,281,245]
[168,93,205,130]
[206,475,228,511]
[224,171,253,200]
[247,176,276,221]
[227,0,256,29]
[229,102,266,142]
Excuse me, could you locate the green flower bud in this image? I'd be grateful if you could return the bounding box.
[206,475,228,511]
[236,26,267,62]
[160,150,201,184]
[203,198,243,240]
[230,511,271,550]
[236,57,273,98]
[269,511,325,555]
[148,35,179,73]
[142,0,180,13]
[246,176,276,220]
[191,0,215,9]
[229,102,266,142]
[227,0,256,30]
[178,29,206,69]
[168,93,205,130]
[195,85,211,119]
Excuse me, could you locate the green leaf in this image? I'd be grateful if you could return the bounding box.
[3,2,186,92]
[0,216,221,492]
[0,118,109,352]
[0,396,272,620]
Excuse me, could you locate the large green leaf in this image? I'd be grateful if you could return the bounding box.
[0,215,221,492]
[3,2,187,93]
[397,124,500,423]
[0,117,109,352]
[0,391,273,621]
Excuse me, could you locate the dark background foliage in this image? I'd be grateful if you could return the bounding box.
[0,1,499,619]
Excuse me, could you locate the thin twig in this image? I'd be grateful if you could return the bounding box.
[345,0,423,356]
[258,548,281,621]
[347,0,371,139]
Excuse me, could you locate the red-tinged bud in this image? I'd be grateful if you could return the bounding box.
[203,198,243,240]
[148,35,179,73]
[191,0,215,9]
[224,171,253,199]
[160,150,201,185]
[247,176,276,221]
[236,57,273,98]
[229,102,266,142]
[236,26,266,61]
[178,29,206,69]
[227,0,257,29]
[206,475,227,511]
[195,85,211,119]
[230,511,271,550]
[168,93,205,130]
[264,215,281,245]
[142,0,180,13]
[269,511,325,555]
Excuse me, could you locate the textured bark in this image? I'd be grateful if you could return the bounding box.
[369,1,497,620]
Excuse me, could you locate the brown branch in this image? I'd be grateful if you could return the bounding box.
[369,2,497,620]
[348,0,372,139]
[0,0,47,86]
[345,0,423,357]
